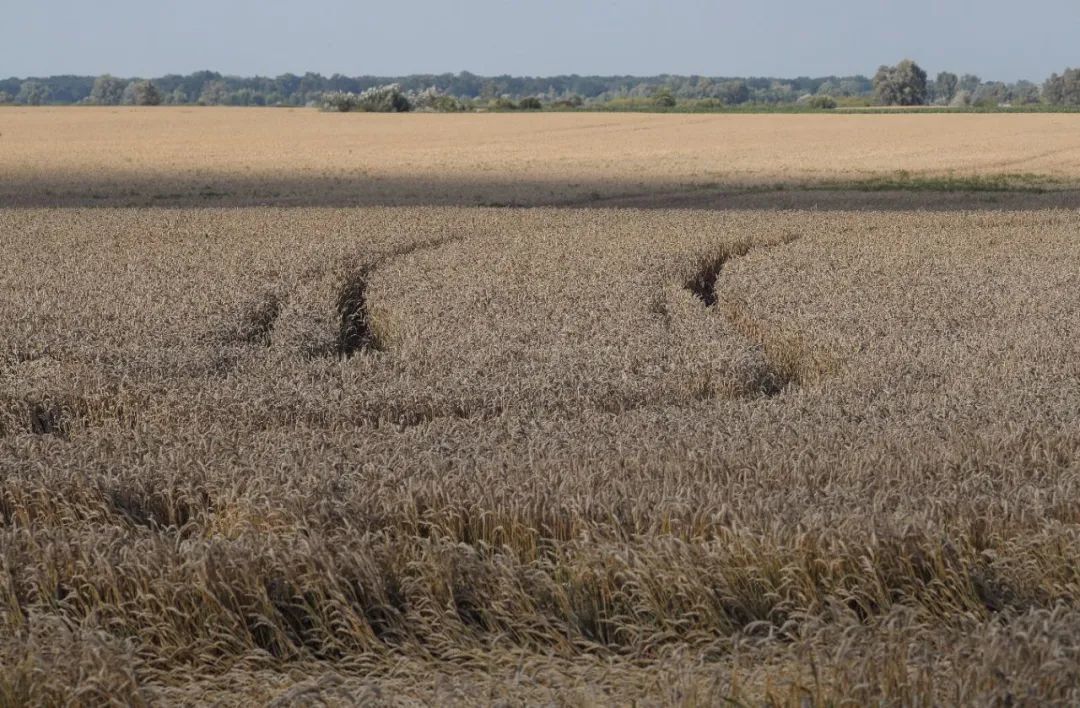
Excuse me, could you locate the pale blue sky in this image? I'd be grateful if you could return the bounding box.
[3,0,1076,81]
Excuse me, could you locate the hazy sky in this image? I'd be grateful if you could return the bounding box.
[3,0,1076,81]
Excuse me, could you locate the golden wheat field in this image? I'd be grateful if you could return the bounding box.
[2,109,1080,705]
[4,108,1080,207]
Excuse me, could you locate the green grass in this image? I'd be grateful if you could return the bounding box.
[546,101,1080,115]
[811,172,1065,193]
[835,105,1080,115]
[567,101,845,114]
[674,172,1067,197]
[580,173,1071,207]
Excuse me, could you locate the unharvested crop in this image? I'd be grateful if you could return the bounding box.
[2,109,1080,208]
[2,203,1080,704]
[2,110,1080,705]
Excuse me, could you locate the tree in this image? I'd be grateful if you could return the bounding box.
[1011,81,1040,105]
[518,96,542,110]
[653,87,676,107]
[0,91,11,104]
[16,80,51,105]
[198,80,228,105]
[1042,68,1080,105]
[958,74,981,93]
[838,77,872,96]
[274,73,301,98]
[129,80,161,106]
[873,60,928,105]
[973,82,1009,107]
[90,74,127,105]
[717,80,750,105]
[935,72,958,103]
[815,80,838,96]
[297,72,326,101]
[763,80,798,104]
[226,88,264,106]
[950,90,973,108]
[319,85,412,112]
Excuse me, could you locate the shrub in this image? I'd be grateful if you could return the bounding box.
[518,97,543,110]
[835,96,873,108]
[694,98,726,110]
[410,87,465,113]
[552,94,584,108]
[492,97,518,111]
[806,95,837,109]
[950,90,973,108]
[653,89,676,108]
[358,84,411,112]
[322,91,355,112]
[0,91,11,104]
[432,95,467,112]
[320,84,412,113]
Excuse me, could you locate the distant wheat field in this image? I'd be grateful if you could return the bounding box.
[3,107,1080,207]
[2,110,1080,705]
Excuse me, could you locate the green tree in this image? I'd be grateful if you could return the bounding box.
[837,77,872,96]
[16,80,51,105]
[1011,80,1040,105]
[935,72,958,103]
[90,74,127,105]
[518,96,542,110]
[717,80,750,105]
[198,80,228,105]
[297,72,326,101]
[958,74,981,93]
[225,88,265,106]
[0,91,11,104]
[129,80,162,106]
[815,80,838,96]
[320,85,412,113]
[1042,68,1080,105]
[873,60,928,106]
[973,82,1009,107]
[950,90,973,107]
[653,87,676,107]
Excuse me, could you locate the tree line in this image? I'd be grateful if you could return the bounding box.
[1,63,1078,109]
[872,60,1044,107]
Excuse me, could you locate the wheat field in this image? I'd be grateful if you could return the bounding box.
[3,108,1080,207]
[2,110,1080,705]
